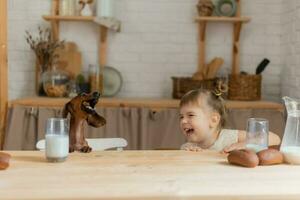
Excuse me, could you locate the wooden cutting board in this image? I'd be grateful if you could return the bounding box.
[56,42,82,79]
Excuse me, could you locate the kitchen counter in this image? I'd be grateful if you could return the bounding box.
[9,97,284,110]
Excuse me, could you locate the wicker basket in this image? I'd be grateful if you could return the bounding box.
[228,74,261,101]
[172,77,224,99]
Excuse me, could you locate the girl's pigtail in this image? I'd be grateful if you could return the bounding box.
[212,79,228,98]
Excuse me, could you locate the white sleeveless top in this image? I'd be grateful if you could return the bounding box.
[209,129,239,151]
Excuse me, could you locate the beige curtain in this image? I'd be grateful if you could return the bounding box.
[4,106,284,150]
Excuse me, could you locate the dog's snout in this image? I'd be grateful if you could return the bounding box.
[92,92,100,98]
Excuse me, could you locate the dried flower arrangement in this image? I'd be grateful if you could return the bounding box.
[25,26,64,72]
[197,0,214,16]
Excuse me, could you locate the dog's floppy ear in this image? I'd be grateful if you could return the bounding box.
[87,114,106,127]
[62,102,74,118]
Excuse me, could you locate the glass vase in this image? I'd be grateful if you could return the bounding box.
[42,68,70,98]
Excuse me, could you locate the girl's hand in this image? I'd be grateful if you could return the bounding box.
[181,143,203,152]
[222,142,246,154]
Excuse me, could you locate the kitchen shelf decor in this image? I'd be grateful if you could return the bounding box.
[215,0,237,17]
[195,0,250,76]
[172,0,250,99]
[194,0,255,100]
[42,0,121,93]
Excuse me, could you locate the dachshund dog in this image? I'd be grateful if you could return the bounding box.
[62,92,106,153]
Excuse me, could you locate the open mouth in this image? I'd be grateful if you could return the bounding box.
[81,98,98,114]
[184,128,194,137]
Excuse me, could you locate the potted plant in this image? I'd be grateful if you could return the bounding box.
[25,26,65,96]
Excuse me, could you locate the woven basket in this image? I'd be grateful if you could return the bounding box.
[172,77,224,99]
[228,74,261,101]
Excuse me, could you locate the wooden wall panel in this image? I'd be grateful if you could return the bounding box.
[0,0,8,149]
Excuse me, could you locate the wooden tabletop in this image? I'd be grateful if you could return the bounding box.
[0,150,299,200]
[8,97,284,110]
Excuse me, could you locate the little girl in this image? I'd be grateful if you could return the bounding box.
[179,83,281,153]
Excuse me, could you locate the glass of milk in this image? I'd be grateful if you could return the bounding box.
[45,118,69,162]
[245,118,269,153]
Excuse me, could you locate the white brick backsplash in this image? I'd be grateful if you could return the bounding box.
[112,52,140,62]
[281,0,300,100]
[8,0,285,101]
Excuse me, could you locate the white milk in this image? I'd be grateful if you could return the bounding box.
[246,144,267,153]
[280,146,300,164]
[45,134,69,162]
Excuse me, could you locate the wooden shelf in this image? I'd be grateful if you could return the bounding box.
[195,16,250,23]
[195,0,251,76]
[42,0,121,94]
[43,15,95,21]
[8,97,284,111]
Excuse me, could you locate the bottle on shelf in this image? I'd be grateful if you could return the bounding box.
[59,0,76,16]
[89,64,100,93]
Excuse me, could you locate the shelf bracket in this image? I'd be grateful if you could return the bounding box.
[232,22,242,74]
[50,0,59,41]
[195,21,206,80]
[234,22,242,42]
[51,20,60,41]
[94,17,121,32]
[51,0,59,15]
[98,26,108,92]
[100,26,108,66]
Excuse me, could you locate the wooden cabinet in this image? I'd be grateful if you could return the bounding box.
[0,0,7,149]
[195,0,250,75]
[43,0,121,92]
[4,97,285,150]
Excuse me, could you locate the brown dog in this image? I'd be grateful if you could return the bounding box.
[62,92,106,153]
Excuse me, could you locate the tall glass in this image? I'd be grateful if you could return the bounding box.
[45,118,69,162]
[245,118,269,153]
[89,64,100,93]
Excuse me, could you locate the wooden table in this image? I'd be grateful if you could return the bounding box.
[0,150,299,200]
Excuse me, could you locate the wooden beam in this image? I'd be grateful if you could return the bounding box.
[99,26,108,93]
[0,0,8,149]
[43,15,95,21]
[51,20,59,41]
[193,22,206,80]
[51,0,59,15]
[232,22,242,74]
[234,22,242,42]
[199,22,206,74]
[236,0,241,17]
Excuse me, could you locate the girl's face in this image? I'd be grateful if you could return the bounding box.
[179,101,214,143]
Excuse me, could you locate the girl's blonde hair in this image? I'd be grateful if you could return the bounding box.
[179,80,228,129]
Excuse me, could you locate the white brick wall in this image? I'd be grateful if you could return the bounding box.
[281,0,300,99]
[8,0,283,101]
